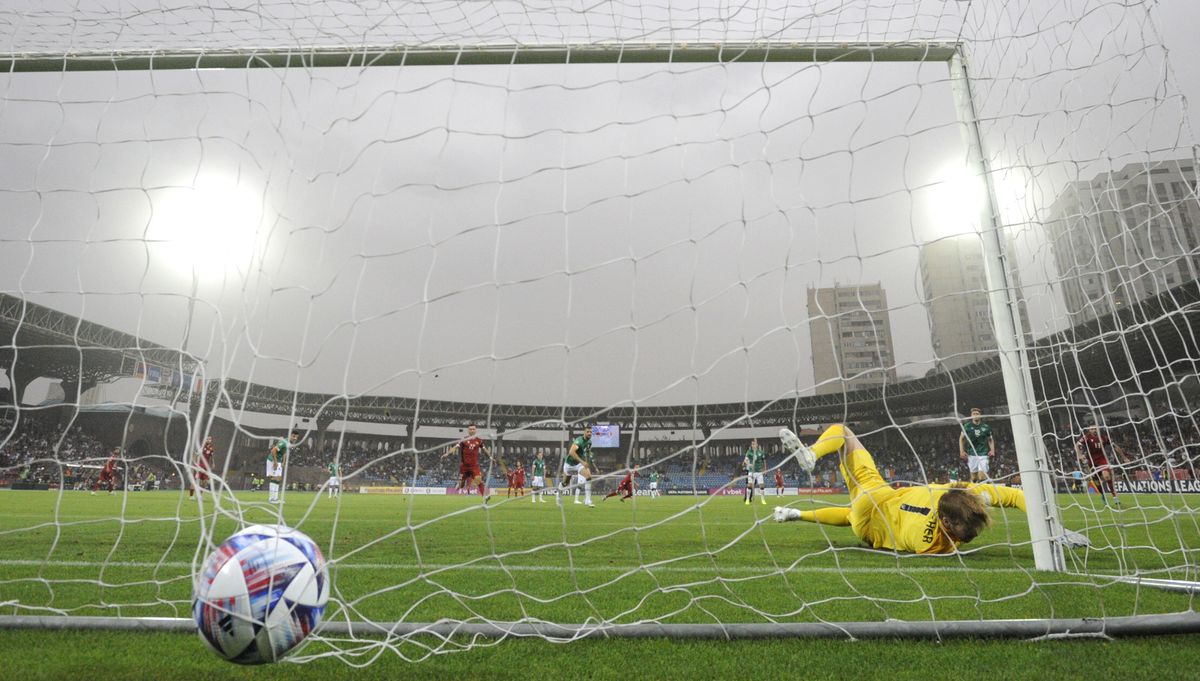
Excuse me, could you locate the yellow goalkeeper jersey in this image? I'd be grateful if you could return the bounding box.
[856,483,1026,554]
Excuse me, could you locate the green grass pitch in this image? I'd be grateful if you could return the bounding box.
[1,489,1197,679]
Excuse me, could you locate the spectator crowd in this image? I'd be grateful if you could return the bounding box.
[2,405,1197,494]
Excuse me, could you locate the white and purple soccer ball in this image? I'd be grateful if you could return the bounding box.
[193,524,330,664]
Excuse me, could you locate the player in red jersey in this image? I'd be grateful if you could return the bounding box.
[190,435,215,499]
[506,468,516,497]
[442,424,489,501]
[513,463,526,497]
[775,469,785,497]
[91,447,120,495]
[1075,423,1128,505]
[603,466,638,502]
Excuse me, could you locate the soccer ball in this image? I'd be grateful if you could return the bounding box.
[193,524,330,664]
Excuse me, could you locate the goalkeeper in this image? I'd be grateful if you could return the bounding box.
[774,424,1026,554]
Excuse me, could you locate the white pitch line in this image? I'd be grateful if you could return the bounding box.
[0,558,1142,576]
[0,515,777,527]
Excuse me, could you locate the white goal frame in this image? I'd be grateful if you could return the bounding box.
[2,40,1194,638]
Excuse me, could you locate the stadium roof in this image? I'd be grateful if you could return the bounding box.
[2,283,1197,432]
[0,293,195,390]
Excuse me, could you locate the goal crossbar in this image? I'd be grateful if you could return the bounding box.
[0,42,962,73]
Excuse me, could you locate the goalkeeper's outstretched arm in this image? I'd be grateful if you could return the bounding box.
[966,482,1026,513]
[964,482,1090,548]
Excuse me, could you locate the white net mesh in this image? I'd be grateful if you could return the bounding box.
[1,0,1198,663]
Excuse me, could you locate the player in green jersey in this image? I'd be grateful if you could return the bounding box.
[560,425,598,506]
[743,438,767,505]
[267,430,298,504]
[959,408,995,482]
[531,451,548,503]
[326,460,340,498]
[648,469,660,498]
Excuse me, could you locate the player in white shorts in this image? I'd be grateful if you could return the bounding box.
[959,408,995,483]
[559,426,597,506]
[531,451,548,502]
[326,461,340,498]
[742,438,767,505]
[267,430,297,504]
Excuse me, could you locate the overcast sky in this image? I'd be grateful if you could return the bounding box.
[0,0,1196,412]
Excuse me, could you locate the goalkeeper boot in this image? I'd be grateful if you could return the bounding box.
[760,496,767,505]
[780,428,816,473]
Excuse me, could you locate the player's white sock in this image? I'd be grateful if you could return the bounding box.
[584,481,592,504]
[268,482,279,502]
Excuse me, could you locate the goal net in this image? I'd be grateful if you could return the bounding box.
[1,0,1199,663]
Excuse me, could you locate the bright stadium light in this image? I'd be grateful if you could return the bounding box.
[926,162,987,239]
[149,173,266,280]
[990,164,1035,228]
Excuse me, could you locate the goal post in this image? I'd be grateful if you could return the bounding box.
[948,51,1065,573]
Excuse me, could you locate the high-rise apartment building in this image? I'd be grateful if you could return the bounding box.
[808,283,897,395]
[919,236,1032,372]
[1047,158,1200,327]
